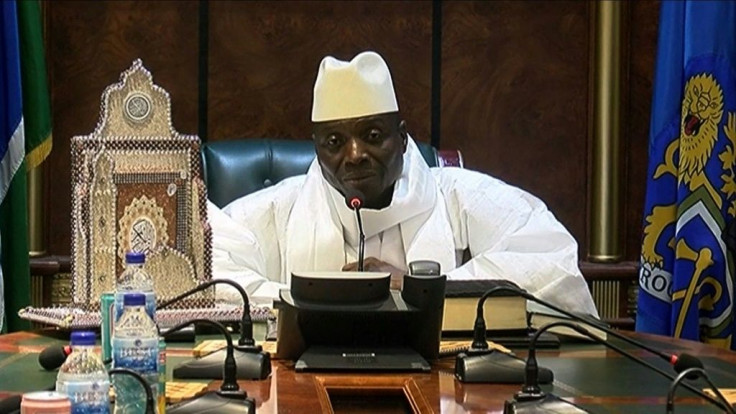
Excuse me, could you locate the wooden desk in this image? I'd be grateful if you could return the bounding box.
[1,330,734,413]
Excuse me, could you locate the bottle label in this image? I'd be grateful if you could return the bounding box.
[114,291,156,322]
[56,380,110,414]
[112,337,158,373]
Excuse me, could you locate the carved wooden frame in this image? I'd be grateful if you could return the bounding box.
[313,375,433,414]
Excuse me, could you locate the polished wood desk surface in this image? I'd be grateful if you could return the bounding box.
[1,330,735,413]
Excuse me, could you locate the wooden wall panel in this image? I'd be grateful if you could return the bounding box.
[41,0,658,265]
[207,0,432,142]
[623,0,660,260]
[45,0,199,255]
[440,1,591,250]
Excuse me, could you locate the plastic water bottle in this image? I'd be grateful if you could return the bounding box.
[55,331,111,414]
[112,293,159,414]
[114,252,156,322]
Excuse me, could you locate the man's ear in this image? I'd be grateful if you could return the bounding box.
[399,120,408,152]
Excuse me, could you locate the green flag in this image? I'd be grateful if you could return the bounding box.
[0,0,51,332]
[0,162,30,333]
[18,0,52,169]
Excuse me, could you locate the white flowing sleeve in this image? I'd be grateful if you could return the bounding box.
[208,176,304,306]
[207,201,279,305]
[435,168,599,318]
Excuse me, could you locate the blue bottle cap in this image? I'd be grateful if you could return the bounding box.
[123,292,146,307]
[70,331,96,346]
[125,252,145,264]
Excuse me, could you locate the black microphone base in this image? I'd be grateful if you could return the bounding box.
[173,348,271,380]
[455,351,553,384]
[503,393,591,414]
[167,391,255,414]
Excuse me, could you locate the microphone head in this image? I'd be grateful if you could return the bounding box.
[39,345,71,371]
[673,353,704,374]
[344,189,365,210]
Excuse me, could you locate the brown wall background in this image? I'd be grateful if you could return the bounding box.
[42,0,660,266]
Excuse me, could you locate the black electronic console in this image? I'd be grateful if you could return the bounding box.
[276,270,446,372]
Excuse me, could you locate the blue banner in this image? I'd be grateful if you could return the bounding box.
[0,0,25,333]
[1,0,23,177]
[637,1,736,349]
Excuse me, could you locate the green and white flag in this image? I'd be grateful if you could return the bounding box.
[0,0,52,332]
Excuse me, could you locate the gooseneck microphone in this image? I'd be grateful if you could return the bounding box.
[455,281,553,384]
[666,367,736,414]
[158,279,271,380]
[109,368,156,414]
[159,279,255,348]
[163,318,255,414]
[472,285,705,375]
[503,321,731,414]
[345,190,366,271]
[38,279,271,377]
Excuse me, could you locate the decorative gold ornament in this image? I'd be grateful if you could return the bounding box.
[20,59,233,328]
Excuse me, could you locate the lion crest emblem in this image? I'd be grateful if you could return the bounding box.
[639,71,736,346]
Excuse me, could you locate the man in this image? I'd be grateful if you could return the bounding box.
[209,51,598,317]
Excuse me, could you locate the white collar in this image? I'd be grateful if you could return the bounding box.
[320,137,437,241]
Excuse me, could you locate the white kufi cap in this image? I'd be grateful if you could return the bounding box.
[311,51,399,122]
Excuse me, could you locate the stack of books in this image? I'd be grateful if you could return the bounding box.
[442,279,607,343]
[442,279,527,333]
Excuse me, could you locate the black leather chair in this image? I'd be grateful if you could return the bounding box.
[201,138,461,208]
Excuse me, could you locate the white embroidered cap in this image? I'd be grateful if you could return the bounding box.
[311,51,399,122]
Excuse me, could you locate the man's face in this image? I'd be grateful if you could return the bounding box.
[313,112,407,209]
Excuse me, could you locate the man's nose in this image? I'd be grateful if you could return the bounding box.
[345,137,369,164]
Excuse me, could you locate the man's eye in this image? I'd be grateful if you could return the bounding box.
[325,135,341,147]
[366,129,383,142]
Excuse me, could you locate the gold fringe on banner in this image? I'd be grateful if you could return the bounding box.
[25,133,52,170]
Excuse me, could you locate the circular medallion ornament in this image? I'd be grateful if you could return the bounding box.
[123,92,152,123]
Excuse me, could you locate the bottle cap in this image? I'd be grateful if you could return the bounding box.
[123,292,146,307]
[70,331,96,346]
[125,251,145,264]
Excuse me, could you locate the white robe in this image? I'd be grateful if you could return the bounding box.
[208,139,599,318]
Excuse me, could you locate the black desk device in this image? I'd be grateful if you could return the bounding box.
[276,270,446,372]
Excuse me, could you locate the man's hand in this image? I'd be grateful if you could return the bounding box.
[342,257,405,290]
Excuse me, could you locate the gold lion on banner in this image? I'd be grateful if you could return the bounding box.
[642,74,726,267]
[640,72,736,347]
